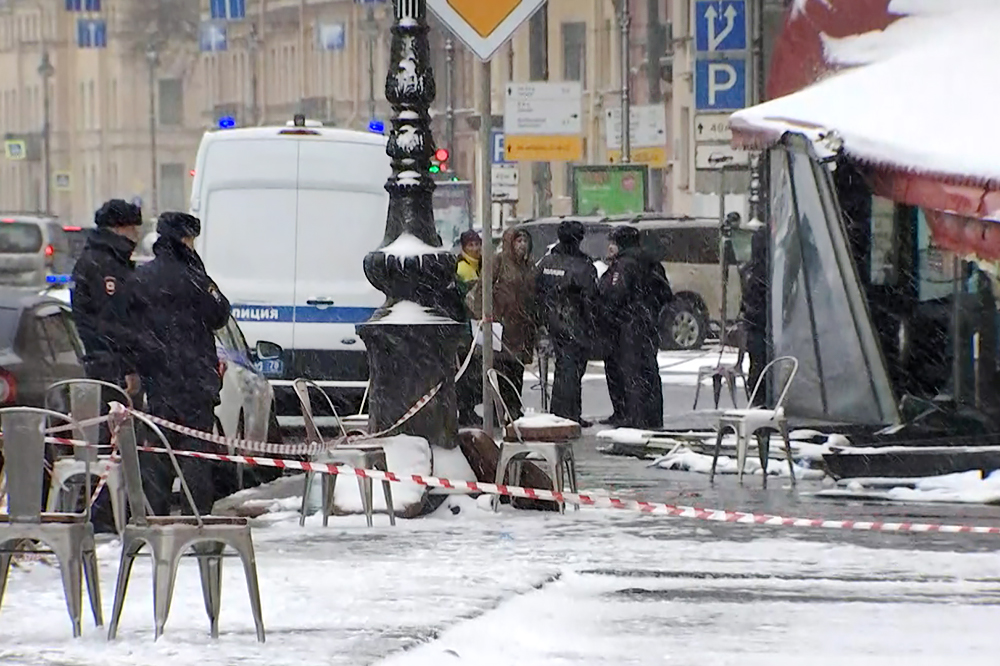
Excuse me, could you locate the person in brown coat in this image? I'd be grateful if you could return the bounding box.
[472,228,538,418]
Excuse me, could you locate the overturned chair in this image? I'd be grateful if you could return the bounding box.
[0,407,103,637]
[45,379,132,535]
[106,406,265,642]
[294,379,395,528]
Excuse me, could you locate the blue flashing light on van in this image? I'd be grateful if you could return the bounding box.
[218,116,236,129]
[368,120,385,134]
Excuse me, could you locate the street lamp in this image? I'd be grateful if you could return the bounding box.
[145,44,159,218]
[357,0,465,460]
[38,49,54,215]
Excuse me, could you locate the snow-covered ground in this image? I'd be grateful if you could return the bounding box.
[4,498,1000,665]
[816,471,1000,505]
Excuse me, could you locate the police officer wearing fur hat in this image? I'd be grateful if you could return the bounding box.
[601,225,672,429]
[129,212,231,515]
[71,199,144,395]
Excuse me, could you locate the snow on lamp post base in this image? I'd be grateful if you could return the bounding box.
[357,0,464,454]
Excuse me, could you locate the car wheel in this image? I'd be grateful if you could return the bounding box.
[663,302,706,351]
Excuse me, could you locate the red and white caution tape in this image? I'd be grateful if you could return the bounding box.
[132,445,1000,537]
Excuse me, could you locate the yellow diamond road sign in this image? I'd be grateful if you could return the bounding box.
[428,0,548,61]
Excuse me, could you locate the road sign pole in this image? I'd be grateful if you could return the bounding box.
[480,59,496,438]
[146,45,159,218]
[445,36,456,173]
[619,0,631,164]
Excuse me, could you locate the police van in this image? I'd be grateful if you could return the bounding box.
[190,116,390,415]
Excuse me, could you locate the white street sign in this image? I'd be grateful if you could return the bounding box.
[695,113,733,143]
[491,164,519,201]
[605,105,667,150]
[504,82,583,136]
[695,144,749,169]
[427,0,548,62]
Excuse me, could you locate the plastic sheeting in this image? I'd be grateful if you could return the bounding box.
[769,134,899,425]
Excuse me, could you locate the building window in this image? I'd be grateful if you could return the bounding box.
[561,22,586,85]
[158,79,184,126]
[160,163,186,212]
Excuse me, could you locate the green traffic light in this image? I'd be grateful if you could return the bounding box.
[429,165,440,173]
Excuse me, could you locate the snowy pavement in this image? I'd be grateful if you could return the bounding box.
[6,349,1000,663]
[4,498,1000,665]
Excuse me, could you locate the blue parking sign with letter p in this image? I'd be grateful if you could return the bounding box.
[695,58,747,111]
[491,131,506,164]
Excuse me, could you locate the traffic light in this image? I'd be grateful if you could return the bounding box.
[430,148,449,174]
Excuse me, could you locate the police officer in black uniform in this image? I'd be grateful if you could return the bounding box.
[71,199,143,396]
[70,199,143,530]
[535,220,598,427]
[601,226,672,429]
[129,212,231,515]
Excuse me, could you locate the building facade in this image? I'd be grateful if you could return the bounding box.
[1,1,790,225]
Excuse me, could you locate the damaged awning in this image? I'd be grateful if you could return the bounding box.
[732,3,1000,225]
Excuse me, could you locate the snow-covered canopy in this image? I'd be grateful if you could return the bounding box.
[732,1,1000,217]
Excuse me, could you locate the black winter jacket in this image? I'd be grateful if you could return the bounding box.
[600,246,672,335]
[535,243,598,344]
[70,228,138,377]
[129,237,231,410]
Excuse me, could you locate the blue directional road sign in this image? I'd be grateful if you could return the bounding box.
[200,22,228,52]
[695,0,747,52]
[76,19,107,49]
[695,59,747,111]
[316,22,346,51]
[210,0,245,21]
[491,130,507,164]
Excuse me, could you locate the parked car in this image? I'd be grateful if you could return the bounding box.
[514,214,755,350]
[40,285,283,446]
[0,289,84,408]
[0,214,74,288]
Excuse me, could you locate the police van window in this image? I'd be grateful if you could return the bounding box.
[658,228,720,264]
[0,222,43,253]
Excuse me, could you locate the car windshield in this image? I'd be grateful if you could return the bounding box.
[523,224,612,263]
[0,222,43,253]
[0,306,19,347]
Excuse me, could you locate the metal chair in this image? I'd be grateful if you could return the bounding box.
[693,324,750,410]
[106,408,265,642]
[0,407,103,638]
[710,356,800,488]
[45,379,133,534]
[293,379,395,528]
[489,370,578,513]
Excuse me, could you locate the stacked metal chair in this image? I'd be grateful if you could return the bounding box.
[44,379,131,534]
[106,406,265,642]
[0,407,103,637]
[294,379,395,528]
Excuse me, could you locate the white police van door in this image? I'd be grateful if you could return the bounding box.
[198,138,299,359]
[290,138,390,385]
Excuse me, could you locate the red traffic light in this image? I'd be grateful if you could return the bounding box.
[434,148,449,162]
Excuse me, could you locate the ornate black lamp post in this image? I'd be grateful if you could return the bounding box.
[357,0,465,451]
